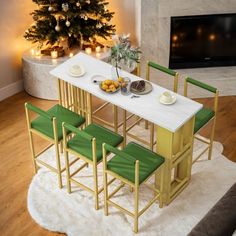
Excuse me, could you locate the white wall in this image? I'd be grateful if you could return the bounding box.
[109,0,137,43]
[0,1,34,90]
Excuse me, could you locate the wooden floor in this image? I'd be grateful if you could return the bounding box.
[0,92,235,236]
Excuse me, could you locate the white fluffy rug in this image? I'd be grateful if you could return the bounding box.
[27,136,236,236]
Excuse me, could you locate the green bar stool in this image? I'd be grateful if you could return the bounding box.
[25,103,85,188]
[146,61,179,149]
[62,122,123,210]
[184,77,219,163]
[103,142,165,233]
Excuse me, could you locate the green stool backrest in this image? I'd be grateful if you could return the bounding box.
[148,61,177,76]
[103,143,136,164]
[25,102,52,120]
[146,61,178,92]
[63,122,93,141]
[184,77,219,112]
[185,77,217,93]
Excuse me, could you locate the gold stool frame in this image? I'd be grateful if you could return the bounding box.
[62,123,120,210]
[25,103,66,188]
[123,61,179,150]
[103,143,165,233]
[184,77,219,163]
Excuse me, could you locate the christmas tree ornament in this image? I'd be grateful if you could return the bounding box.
[96,22,102,28]
[66,20,71,27]
[62,3,69,12]
[48,6,53,11]
[76,2,81,7]
[55,24,61,32]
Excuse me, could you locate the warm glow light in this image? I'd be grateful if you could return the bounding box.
[51,50,58,59]
[209,34,216,41]
[52,59,58,65]
[69,52,74,57]
[30,48,35,56]
[35,49,41,56]
[103,46,107,52]
[197,27,202,35]
[95,46,101,53]
[172,35,178,42]
[85,47,92,54]
[96,52,101,58]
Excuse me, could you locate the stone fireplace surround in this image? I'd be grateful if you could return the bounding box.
[138,0,236,97]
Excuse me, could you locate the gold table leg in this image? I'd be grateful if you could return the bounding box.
[155,116,195,205]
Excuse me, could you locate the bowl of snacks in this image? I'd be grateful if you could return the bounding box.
[99,79,120,93]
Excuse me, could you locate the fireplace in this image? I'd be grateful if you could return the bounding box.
[169,13,236,69]
[138,0,236,97]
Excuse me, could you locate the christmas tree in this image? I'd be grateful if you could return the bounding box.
[24,0,115,50]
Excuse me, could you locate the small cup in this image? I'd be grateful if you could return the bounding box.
[161,91,173,103]
[121,80,131,96]
[70,65,81,75]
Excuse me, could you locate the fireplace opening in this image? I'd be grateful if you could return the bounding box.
[169,13,236,69]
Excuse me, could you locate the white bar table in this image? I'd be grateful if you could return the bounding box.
[50,52,203,205]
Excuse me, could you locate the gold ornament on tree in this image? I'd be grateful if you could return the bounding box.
[55,19,61,31]
[48,5,53,11]
[65,18,71,27]
[96,22,102,28]
[55,25,60,31]
[48,0,53,11]
[62,3,69,12]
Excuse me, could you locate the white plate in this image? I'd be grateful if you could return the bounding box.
[159,95,177,105]
[67,65,85,77]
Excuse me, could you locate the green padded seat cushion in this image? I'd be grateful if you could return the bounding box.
[67,124,123,162]
[31,104,85,140]
[107,142,165,184]
[194,107,215,133]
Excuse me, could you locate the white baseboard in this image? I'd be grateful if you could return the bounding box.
[0,80,24,101]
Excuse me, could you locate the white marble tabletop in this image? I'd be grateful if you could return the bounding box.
[50,52,202,132]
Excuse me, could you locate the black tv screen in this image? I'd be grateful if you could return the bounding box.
[169,13,236,69]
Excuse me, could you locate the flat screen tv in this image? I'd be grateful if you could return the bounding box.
[169,13,236,69]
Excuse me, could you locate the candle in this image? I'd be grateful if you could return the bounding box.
[85,47,92,54]
[30,48,35,56]
[52,59,58,65]
[103,46,107,52]
[95,46,101,53]
[51,50,58,59]
[69,52,74,57]
[35,49,41,57]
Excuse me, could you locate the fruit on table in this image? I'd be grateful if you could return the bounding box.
[118,77,124,83]
[121,82,127,88]
[101,79,120,92]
